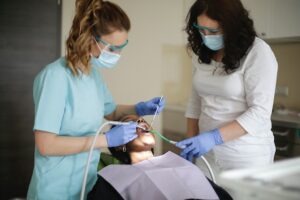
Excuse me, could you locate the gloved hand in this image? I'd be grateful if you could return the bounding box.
[135,97,165,116]
[176,129,224,162]
[105,121,138,147]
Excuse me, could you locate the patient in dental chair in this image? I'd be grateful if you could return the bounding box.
[88,115,232,200]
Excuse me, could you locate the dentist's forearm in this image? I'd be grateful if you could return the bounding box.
[186,118,199,137]
[35,131,108,156]
[105,105,136,121]
[219,120,247,142]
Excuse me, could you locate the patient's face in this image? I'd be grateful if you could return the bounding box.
[121,115,156,151]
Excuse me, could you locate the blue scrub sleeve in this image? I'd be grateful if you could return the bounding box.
[33,67,67,134]
[94,68,116,116]
[103,82,116,116]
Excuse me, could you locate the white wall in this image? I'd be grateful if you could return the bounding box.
[61,0,75,55]
[61,0,193,154]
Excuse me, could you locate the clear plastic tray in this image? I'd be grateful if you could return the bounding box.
[218,157,300,200]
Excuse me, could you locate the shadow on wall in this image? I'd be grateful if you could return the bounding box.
[162,44,192,106]
[271,42,300,110]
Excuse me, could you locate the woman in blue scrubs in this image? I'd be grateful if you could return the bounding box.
[27,1,165,199]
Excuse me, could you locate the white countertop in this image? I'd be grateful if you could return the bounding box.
[271,112,300,129]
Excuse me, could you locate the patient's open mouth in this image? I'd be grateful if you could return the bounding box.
[136,118,151,133]
[137,124,149,132]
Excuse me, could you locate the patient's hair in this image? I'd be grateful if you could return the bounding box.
[109,146,132,164]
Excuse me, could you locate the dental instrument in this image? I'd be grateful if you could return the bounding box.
[150,96,163,128]
[80,121,130,200]
[136,125,149,131]
[137,126,177,144]
[136,126,179,146]
[81,121,216,200]
[146,128,216,183]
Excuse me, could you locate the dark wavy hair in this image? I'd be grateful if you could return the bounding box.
[186,0,256,74]
[108,146,132,164]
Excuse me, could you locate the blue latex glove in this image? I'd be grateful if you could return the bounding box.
[105,121,138,147]
[176,129,224,162]
[135,97,165,116]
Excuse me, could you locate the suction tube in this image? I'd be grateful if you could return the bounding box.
[150,129,216,183]
[81,122,216,200]
[80,121,129,200]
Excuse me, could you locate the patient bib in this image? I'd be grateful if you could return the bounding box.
[99,151,219,200]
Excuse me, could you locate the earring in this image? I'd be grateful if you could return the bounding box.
[122,145,127,152]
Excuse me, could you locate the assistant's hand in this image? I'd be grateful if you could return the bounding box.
[176,129,224,161]
[105,121,138,147]
[135,97,165,116]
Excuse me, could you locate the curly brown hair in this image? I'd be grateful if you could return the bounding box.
[185,0,256,74]
[66,0,130,76]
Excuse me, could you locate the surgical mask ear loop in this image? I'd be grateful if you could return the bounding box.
[93,37,114,56]
[94,37,104,57]
[91,38,121,69]
[94,37,118,56]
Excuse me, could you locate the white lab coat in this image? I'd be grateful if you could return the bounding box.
[186,37,277,176]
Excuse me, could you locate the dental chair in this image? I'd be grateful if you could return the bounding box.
[88,152,233,200]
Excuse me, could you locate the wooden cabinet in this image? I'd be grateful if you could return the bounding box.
[241,0,300,41]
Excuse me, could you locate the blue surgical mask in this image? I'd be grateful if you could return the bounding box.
[200,32,224,51]
[92,39,121,69]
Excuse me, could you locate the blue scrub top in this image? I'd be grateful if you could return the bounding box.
[27,57,116,200]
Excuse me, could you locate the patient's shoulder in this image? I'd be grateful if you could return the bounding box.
[87,176,123,200]
[98,152,123,171]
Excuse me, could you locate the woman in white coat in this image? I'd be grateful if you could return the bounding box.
[176,0,278,175]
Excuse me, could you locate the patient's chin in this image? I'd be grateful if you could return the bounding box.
[130,138,155,150]
[140,135,155,145]
[142,140,155,147]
